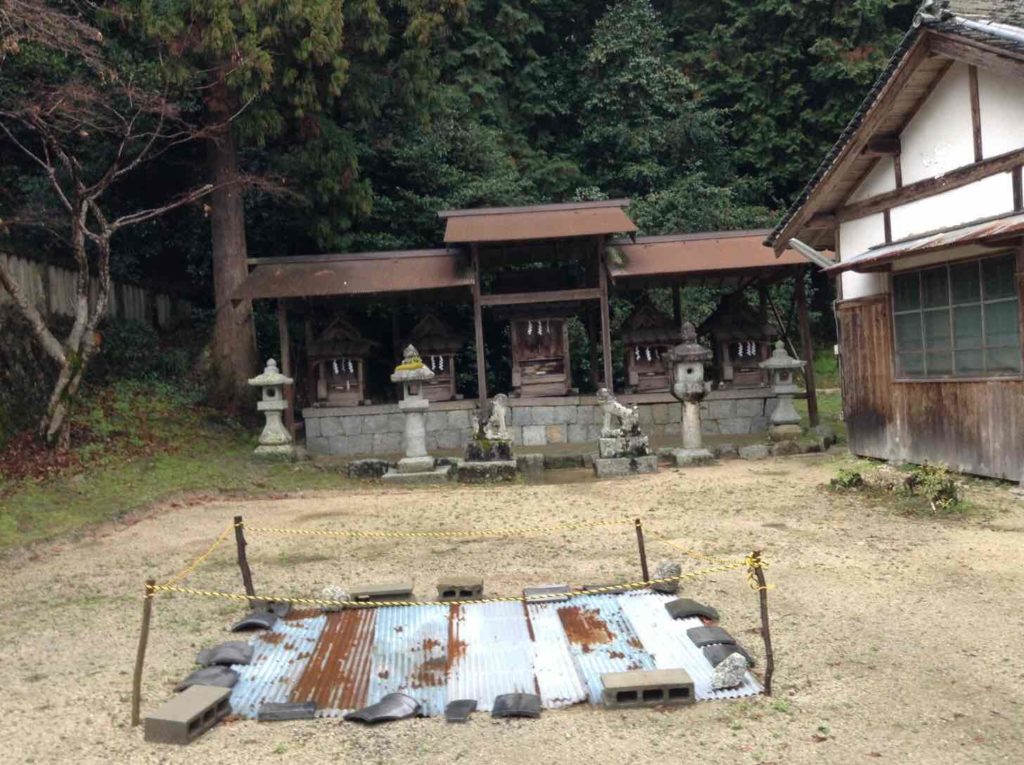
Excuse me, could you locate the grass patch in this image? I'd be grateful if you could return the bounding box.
[795,388,846,442]
[827,459,972,517]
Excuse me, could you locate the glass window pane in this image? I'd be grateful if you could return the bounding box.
[894,312,922,351]
[984,301,1020,347]
[925,350,953,375]
[954,349,984,375]
[893,273,920,311]
[950,261,981,304]
[981,254,1017,300]
[923,309,951,350]
[921,267,950,308]
[898,352,924,377]
[954,305,983,349]
[987,346,1021,373]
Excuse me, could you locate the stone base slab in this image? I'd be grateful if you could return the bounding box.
[396,455,436,474]
[253,444,296,461]
[382,465,453,484]
[593,455,659,478]
[670,448,715,467]
[457,460,518,483]
[769,423,803,441]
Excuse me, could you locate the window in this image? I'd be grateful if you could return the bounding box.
[892,253,1021,378]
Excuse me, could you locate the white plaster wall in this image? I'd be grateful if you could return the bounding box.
[978,67,1024,157]
[839,213,888,299]
[848,157,897,203]
[899,63,975,184]
[889,173,1014,241]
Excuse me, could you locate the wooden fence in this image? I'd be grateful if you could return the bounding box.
[0,253,192,330]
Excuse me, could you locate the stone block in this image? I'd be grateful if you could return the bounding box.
[387,413,406,432]
[551,405,578,424]
[382,465,453,484]
[306,435,330,455]
[738,443,770,460]
[764,397,779,418]
[702,419,721,435]
[365,414,391,433]
[436,429,464,450]
[545,424,567,444]
[447,409,472,429]
[769,423,803,441]
[304,418,320,438]
[712,443,739,459]
[719,417,752,435]
[749,416,769,433]
[531,407,556,425]
[522,425,547,446]
[517,453,545,479]
[320,417,343,437]
[509,427,524,446]
[576,406,598,424]
[637,406,654,426]
[667,405,681,424]
[347,434,373,456]
[397,455,435,473]
[735,398,765,417]
[567,423,590,443]
[425,411,448,431]
[771,439,802,457]
[708,400,735,419]
[347,459,392,479]
[373,432,403,454]
[598,437,621,458]
[509,407,531,426]
[326,435,353,455]
[601,669,694,709]
[457,460,518,483]
[593,455,658,478]
[544,453,585,470]
[144,685,231,745]
[341,416,364,436]
[670,448,714,467]
[650,404,671,425]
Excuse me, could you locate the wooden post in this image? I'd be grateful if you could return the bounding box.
[587,307,600,389]
[233,515,255,598]
[794,269,819,427]
[471,244,488,404]
[304,312,316,405]
[276,300,295,437]
[749,549,774,696]
[634,518,649,583]
[672,283,682,328]
[131,579,156,727]
[597,238,614,391]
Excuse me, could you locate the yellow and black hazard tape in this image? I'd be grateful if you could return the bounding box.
[238,516,634,540]
[148,559,751,608]
[161,522,235,587]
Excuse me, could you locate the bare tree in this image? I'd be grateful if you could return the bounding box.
[0,2,215,448]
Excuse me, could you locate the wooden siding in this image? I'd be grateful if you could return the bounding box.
[837,295,1023,481]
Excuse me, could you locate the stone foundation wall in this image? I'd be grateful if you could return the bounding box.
[304,391,779,457]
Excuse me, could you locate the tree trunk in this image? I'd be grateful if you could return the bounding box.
[206,78,256,410]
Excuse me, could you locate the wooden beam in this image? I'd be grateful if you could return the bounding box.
[838,147,1024,222]
[477,287,602,307]
[969,65,983,162]
[794,270,819,428]
[597,238,614,391]
[883,210,893,244]
[929,31,1024,80]
[894,154,903,188]
[276,300,295,437]
[805,213,837,229]
[471,244,487,404]
[1014,166,1023,211]
[862,135,901,157]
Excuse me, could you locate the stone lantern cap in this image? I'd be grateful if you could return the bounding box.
[759,340,805,371]
[248,358,293,387]
[391,344,435,383]
[663,322,712,365]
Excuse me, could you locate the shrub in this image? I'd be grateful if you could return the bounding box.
[900,464,964,514]
[830,467,865,490]
[88,319,193,383]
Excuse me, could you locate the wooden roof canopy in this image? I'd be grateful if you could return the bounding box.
[767,0,1024,256]
[439,199,637,243]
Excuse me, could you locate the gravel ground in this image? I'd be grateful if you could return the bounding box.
[2,452,1023,764]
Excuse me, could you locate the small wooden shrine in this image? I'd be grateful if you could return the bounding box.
[700,292,778,389]
[620,303,683,393]
[307,316,377,406]
[404,313,464,402]
[509,311,572,398]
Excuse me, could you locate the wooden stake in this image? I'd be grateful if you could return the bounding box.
[131,579,156,727]
[635,519,649,583]
[794,270,820,428]
[234,515,255,598]
[749,549,774,696]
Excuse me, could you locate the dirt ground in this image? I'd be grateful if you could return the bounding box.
[2,452,1023,765]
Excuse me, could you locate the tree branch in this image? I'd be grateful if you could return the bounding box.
[0,251,66,364]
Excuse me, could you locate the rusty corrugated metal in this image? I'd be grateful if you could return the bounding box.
[610,231,807,281]
[441,201,636,243]
[367,604,450,717]
[825,211,1024,274]
[232,250,472,301]
[290,609,377,718]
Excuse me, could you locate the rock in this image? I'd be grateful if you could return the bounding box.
[593,455,658,478]
[738,444,770,460]
[771,439,802,457]
[544,453,586,470]
[456,460,518,483]
[464,437,514,462]
[670,448,715,467]
[347,459,392,479]
[652,561,681,594]
[711,652,748,690]
[319,584,350,612]
[713,443,739,459]
[812,423,837,449]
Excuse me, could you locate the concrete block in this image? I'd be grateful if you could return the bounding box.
[350,581,414,602]
[738,443,770,460]
[593,455,658,478]
[670,448,714,467]
[381,465,453,484]
[719,417,752,435]
[320,417,343,437]
[601,669,694,708]
[523,584,571,602]
[341,416,364,436]
[457,460,517,483]
[144,685,231,745]
[436,576,484,600]
[522,425,547,446]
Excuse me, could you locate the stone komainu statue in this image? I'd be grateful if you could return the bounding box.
[474,392,511,441]
[596,387,639,437]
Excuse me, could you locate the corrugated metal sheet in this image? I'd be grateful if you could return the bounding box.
[617,592,762,700]
[441,202,637,243]
[825,211,1024,274]
[228,593,762,720]
[233,250,472,301]
[229,614,326,719]
[610,231,808,282]
[446,601,539,712]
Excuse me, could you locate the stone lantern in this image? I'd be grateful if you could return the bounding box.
[382,345,452,483]
[248,359,295,460]
[663,322,714,465]
[759,340,805,440]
